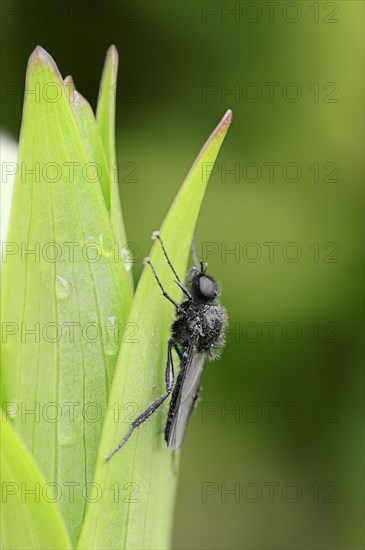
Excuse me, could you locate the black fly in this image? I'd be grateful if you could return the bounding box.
[105,231,227,461]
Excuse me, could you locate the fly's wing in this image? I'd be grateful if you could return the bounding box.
[166,343,206,451]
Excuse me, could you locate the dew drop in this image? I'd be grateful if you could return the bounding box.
[55,275,72,300]
[104,315,120,356]
[121,246,133,272]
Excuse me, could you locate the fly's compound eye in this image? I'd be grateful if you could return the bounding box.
[199,276,218,299]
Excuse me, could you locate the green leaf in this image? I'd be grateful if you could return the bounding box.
[1,46,132,545]
[1,418,72,550]
[96,46,132,287]
[78,110,232,549]
[64,75,110,211]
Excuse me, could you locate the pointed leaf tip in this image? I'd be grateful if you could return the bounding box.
[30,45,53,64]
[224,109,233,123]
[64,75,74,85]
[204,109,233,149]
[216,109,233,134]
[185,110,232,179]
[28,46,63,81]
[107,44,118,61]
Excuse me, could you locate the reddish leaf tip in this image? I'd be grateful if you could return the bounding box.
[28,46,63,83]
[224,109,233,124]
[29,46,56,68]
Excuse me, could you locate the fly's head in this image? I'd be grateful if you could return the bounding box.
[186,262,220,303]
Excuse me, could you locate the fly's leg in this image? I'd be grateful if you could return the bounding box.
[105,339,175,461]
[152,231,192,300]
[144,257,181,309]
[152,231,180,281]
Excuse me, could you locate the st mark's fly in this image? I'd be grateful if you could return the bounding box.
[105,231,227,461]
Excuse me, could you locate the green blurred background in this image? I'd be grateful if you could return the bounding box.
[1,1,363,548]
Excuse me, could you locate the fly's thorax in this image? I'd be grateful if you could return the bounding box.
[172,302,227,346]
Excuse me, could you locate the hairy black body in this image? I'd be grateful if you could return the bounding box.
[105,233,227,461]
[164,265,227,449]
[171,287,227,356]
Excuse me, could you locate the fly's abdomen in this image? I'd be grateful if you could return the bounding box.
[198,305,227,355]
